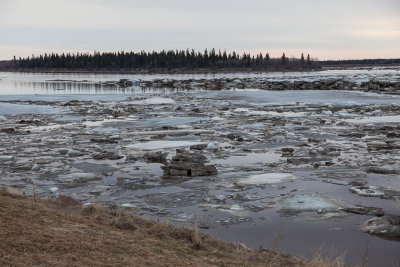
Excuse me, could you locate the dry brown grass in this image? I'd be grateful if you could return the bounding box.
[0,189,345,266]
[307,252,346,267]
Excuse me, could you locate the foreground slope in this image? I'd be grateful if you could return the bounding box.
[0,191,341,267]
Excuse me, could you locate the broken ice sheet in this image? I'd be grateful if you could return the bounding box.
[198,204,250,217]
[279,194,341,214]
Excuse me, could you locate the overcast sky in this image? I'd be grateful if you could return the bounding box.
[0,0,399,60]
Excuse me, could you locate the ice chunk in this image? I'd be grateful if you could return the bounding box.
[361,216,400,239]
[259,111,308,117]
[279,194,341,212]
[131,97,175,105]
[237,173,295,185]
[207,142,216,149]
[50,187,59,193]
[198,204,249,217]
[127,141,206,150]
[248,110,270,115]
[63,173,99,183]
[344,115,400,124]
[31,163,39,170]
[0,115,7,121]
[0,155,13,161]
[234,108,249,112]
[211,116,225,121]
[349,186,385,197]
[135,129,213,136]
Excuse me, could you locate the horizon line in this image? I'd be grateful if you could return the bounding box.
[2,48,400,62]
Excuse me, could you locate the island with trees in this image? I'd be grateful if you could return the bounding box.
[0,49,319,73]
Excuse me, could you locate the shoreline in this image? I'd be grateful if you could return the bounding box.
[0,189,339,267]
[0,67,321,75]
[1,64,400,75]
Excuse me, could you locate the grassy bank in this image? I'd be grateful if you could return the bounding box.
[0,189,343,266]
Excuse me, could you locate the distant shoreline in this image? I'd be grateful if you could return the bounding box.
[1,65,399,75]
[0,67,321,75]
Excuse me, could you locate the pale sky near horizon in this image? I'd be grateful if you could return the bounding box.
[0,0,399,60]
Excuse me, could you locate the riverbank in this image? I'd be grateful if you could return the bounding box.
[0,189,341,267]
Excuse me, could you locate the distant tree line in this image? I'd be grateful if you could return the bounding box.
[13,49,318,70]
[320,58,400,66]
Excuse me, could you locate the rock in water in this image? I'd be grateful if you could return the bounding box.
[162,149,217,178]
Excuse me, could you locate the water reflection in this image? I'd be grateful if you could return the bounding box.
[6,80,196,94]
[0,67,399,95]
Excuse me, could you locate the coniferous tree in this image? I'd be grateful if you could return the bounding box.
[14,49,318,70]
[265,53,270,64]
[281,53,286,65]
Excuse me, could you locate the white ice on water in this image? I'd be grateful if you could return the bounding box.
[198,204,249,217]
[344,115,400,124]
[237,173,295,185]
[0,155,13,161]
[63,173,98,180]
[134,129,213,136]
[279,194,341,211]
[349,186,385,197]
[127,140,206,150]
[130,97,175,105]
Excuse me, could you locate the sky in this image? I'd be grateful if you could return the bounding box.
[0,0,399,60]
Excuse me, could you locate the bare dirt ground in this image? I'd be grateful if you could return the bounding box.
[0,189,341,267]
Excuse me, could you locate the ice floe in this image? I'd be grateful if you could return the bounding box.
[361,215,400,240]
[279,194,341,212]
[134,129,213,136]
[349,186,385,197]
[344,115,400,124]
[198,204,249,217]
[127,141,207,150]
[237,173,295,185]
[131,97,175,105]
[62,173,100,183]
[0,155,13,161]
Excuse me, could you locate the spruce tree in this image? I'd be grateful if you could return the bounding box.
[281,53,286,65]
